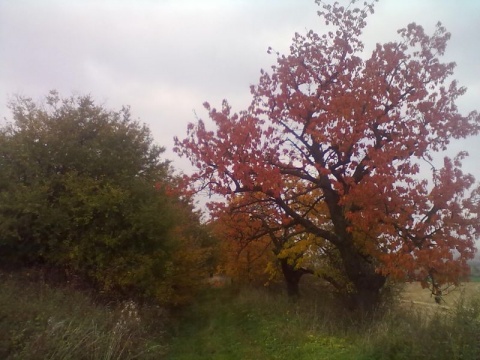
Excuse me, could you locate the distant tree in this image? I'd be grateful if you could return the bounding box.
[0,91,211,305]
[175,1,480,311]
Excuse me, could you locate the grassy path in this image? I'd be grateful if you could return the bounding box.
[166,288,359,360]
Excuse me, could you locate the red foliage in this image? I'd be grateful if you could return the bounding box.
[175,1,480,307]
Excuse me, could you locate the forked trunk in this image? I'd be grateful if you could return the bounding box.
[279,259,311,297]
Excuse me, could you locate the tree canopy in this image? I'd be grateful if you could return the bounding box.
[175,1,480,310]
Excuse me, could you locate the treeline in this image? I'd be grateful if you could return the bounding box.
[0,91,215,306]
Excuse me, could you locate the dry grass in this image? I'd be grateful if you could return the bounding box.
[0,270,168,359]
[401,281,480,307]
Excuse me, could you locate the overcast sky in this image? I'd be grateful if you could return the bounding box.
[1,0,479,186]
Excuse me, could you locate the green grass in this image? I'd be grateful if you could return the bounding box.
[166,286,362,360]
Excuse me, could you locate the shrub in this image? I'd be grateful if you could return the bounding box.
[0,91,212,305]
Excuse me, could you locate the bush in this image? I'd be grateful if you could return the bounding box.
[0,91,212,305]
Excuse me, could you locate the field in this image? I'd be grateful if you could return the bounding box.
[2,270,480,360]
[402,281,480,306]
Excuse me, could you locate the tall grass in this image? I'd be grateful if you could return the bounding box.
[3,269,480,360]
[0,270,167,359]
[167,284,480,360]
[360,295,480,360]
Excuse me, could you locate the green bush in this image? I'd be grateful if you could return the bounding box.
[0,91,212,305]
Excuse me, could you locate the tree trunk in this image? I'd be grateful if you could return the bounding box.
[338,244,386,312]
[350,275,385,313]
[279,259,311,297]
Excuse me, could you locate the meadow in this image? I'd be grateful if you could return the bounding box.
[2,269,480,360]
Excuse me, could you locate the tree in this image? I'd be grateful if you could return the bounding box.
[175,1,480,311]
[0,91,211,305]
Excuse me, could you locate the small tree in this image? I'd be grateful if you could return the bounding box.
[175,1,480,311]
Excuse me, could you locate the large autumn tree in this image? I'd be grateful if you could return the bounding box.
[175,1,480,311]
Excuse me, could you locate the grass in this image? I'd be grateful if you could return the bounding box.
[3,269,480,360]
[0,269,168,359]
[360,297,480,360]
[166,286,359,360]
[167,282,480,360]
